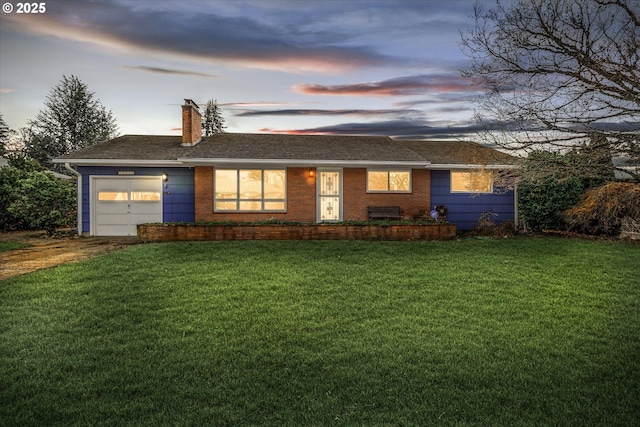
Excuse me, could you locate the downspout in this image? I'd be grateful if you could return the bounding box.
[64,163,83,235]
[513,183,519,230]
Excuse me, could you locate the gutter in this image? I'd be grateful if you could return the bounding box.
[64,163,83,235]
[178,158,431,168]
[425,164,519,170]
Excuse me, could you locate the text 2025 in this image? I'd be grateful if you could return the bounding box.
[16,3,46,13]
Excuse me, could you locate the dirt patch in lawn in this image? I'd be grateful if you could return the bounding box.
[0,231,139,280]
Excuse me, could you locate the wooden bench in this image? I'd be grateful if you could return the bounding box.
[368,206,403,220]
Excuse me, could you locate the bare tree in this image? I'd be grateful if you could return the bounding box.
[461,0,640,182]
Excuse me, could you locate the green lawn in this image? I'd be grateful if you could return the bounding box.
[0,241,28,252]
[1,238,639,426]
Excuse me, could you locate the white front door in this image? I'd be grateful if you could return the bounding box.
[92,177,162,236]
[317,169,342,222]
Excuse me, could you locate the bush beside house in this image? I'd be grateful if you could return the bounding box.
[565,182,640,237]
[518,178,585,231]
[0,155,76,234]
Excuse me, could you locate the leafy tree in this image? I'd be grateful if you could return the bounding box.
[201,99,226,136]
[461,0,640,182]
[24,75,118,171]
[0,154,76,234]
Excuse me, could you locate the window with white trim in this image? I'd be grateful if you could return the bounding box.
[214,169,286,211]
[367,170,411,192]
[450,170,493,193]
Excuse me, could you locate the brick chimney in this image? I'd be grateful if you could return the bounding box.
[181,99,202,146]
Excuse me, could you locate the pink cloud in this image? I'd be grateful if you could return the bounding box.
[293,75,484,97]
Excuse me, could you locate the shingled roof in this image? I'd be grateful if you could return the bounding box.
[54,133,517,168]
[398,140,518,167]
[184,133,426,164]
[54,135,192,165]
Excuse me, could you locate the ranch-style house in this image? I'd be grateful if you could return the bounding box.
[54,99,518,236]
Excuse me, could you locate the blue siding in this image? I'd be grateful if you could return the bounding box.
[430,170,515,231]
[77,166,195,233]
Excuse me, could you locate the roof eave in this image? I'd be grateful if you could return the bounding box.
[427,164,519,170]
[52,158,518,169]
[52,159,185,167]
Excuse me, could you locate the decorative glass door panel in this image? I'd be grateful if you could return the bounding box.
[318,170,342,221]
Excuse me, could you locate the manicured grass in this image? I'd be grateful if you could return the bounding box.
[1,238,638,426]
[0,241,28,252]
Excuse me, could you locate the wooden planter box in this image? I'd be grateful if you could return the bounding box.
[138,223,456,242]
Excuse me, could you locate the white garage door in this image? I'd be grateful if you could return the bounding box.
[92,177,162,236]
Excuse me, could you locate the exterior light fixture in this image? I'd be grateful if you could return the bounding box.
[162,171,168,182]
[309,168,315,177]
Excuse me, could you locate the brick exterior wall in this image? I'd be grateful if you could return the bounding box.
[343,168,430,220]
[195,166,431,222]
[139,223,456,241]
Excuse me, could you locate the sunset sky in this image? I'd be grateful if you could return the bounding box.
[0,0,488,139]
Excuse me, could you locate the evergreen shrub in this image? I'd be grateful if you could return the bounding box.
[0,155,76,234]
[518,178,585,231]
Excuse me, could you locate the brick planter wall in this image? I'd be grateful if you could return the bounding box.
[138,223,456,242]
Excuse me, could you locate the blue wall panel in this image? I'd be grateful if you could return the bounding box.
[430,170,515,231]
[77,166,195,233]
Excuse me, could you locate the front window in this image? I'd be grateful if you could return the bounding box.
[451,170,493,193]
[367,170,411,192]
[214,169,286,211]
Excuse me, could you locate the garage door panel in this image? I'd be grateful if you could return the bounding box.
[96,179,129,192]
[96,179,129,189]
[95,212,129,225]
[130,203,162,214]
[96,224,131,236]
[95,201,129,214]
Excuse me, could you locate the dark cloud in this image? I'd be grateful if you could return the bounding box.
[585,122,640,132]
[222,102,312,107]
[293,74,483,97]
[122,66,218,78]
[9,1,404,73]
[234,109,421,117]
[394,95,481,107]
[264,119,492,140]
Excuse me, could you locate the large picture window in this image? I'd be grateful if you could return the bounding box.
[214,169,286,211]
[451,170,493,193]
[367,170,411,192]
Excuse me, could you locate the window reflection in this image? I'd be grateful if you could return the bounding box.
[131,192,161,201]
[215,169,286,211]
[98,192,128,201]
[451,171,493,193]
[367,170,411,192]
